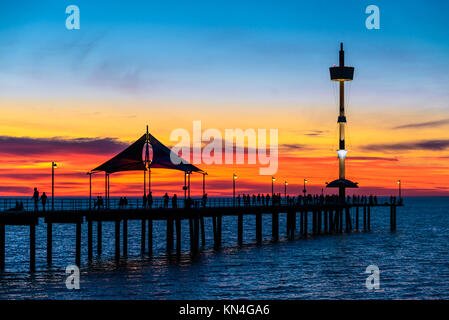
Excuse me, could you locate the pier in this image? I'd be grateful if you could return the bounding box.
[0,198,402,271]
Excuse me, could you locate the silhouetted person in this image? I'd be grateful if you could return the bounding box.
[142,194,147,208]
[163,192,169,208]
[40,192,48,211]
[172,194,178,208]
[202,193,207,207]
[32,188,39,212]
[124,197,128,208]
[98,196,104,209]
[148,192,153,208]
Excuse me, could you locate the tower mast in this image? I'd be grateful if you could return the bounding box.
[327,43,358,201]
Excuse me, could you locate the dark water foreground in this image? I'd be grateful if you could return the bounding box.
[0,197,448,299]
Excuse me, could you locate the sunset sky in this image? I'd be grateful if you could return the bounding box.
[1,0,449,197]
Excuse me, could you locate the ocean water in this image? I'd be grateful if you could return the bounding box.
[1,197,449,299]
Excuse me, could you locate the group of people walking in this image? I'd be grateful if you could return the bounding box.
[12,188,399,212]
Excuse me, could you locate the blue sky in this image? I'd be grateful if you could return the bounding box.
[1,0,449,105]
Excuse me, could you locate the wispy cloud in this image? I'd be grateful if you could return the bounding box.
[362,139,449,152]
[0,136,128,156]
[393,118,449,129]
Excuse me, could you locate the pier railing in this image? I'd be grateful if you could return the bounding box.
[0,196,398,213]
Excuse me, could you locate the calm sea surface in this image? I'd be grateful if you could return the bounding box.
[1,197,448,299]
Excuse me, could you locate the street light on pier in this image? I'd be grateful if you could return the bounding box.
[397,180,401,199]
[303,179,308,197]
[51,162,57,211]
[233,173,237,207]
[271,177,276,201]
[284,181,288,199]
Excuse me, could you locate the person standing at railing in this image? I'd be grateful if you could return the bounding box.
[201,193,207,207]
[124,197,128,208]
[142,193,147,208]
[148,192,153,208]
[163,193,169,208]
[40,192,48,212]
[32,188,39,212]
[172,194,178,208]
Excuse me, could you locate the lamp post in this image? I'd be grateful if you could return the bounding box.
[51,162,57,211]
[271,177,276,205]
[233,173,237,207]
[397,180,401,199]
[284,181,288,200]
[303,179,308,197]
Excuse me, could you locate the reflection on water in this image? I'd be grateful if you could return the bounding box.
[1,197,449,299]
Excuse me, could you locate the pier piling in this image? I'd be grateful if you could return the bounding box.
[123,219,128,257]
[87,220,93,260]
[238,213,243,245]
[30,224,36,272]
[167,219,174,254]
[176,219,181,255]
[141,219,146,253]
[272,212,279,241]
[76,222,81,266]
[0,224,5,270]
[114,220,120,260]
[148,219,153,256]
[47,222,52,265]
[256,213,262,244]
[97,221,102,255]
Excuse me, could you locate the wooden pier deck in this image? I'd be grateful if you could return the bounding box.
[0,201,402,271]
